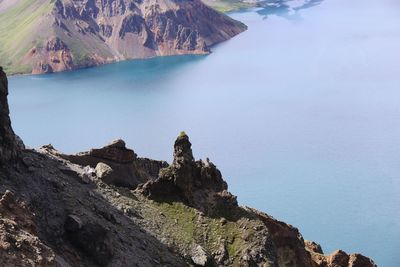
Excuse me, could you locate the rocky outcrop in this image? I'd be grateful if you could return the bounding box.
[43,139,167,188]
[0,151,187,266]
[1,0,246,74]
[190,244,213,266]
[305,240,324,254]
[251,208,315,267]
[0,70,376,266]
[27,37,74,74]
[0,68,19,164]
[140,132,237,216]
[306,246,377,267]
[70,139,137,164]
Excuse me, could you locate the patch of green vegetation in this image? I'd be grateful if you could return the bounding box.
[159,165,174,177]
[154,202,198,246]
[144,200,256,265]
[0,0,54,74]
[73,51,93,66]
[201,0,255,13]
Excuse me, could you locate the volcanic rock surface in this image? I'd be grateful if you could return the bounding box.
[0,67,19,163]
[0,69,377,266]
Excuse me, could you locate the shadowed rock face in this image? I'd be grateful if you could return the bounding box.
[64,214,113,266]
[140,133,236,216]
[0,190,58,266]
[0,68,19,164]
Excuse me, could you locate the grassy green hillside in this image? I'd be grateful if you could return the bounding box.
[0,0,54,74]
[202,0,256,12]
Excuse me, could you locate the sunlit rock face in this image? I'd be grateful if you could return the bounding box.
[0,0,247,74]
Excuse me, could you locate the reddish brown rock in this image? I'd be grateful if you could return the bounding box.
[305,240,324,254]
[4,0,247,74]
[306,246,377,267]
[330,250,350,266]
[25,37,74,74]
[0,190,60,266]
[251,208,314,267]
[349,253,377,267]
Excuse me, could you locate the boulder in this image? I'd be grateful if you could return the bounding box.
[94,161,147,188]
[95,162,113,180]
[0,190,15,209]
[191,245,214,266]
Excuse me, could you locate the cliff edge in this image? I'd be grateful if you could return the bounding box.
[0,69,376,266]
[0,67,19,163]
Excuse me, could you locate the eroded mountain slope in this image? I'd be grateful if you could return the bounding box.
[0,68,376,266]
[0,0,246,74]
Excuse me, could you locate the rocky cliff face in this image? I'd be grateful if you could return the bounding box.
[0,67,19,164]
[0,0,246,74]
[0,69,376,266]
[44,138,168,188]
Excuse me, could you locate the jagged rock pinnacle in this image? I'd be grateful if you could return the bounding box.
[140,132,237,215]
[173,131,194,164]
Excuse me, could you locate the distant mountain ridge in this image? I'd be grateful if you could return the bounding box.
[0,0,246,74]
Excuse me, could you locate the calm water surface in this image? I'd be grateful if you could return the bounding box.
[8,0,400,265]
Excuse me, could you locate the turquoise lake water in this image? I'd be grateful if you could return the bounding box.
[8,0,400,265]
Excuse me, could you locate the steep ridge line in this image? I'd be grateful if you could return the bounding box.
[0,68,377,266]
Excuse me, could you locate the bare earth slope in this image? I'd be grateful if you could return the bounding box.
[0,68,376,266]
[0,0,246,74]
